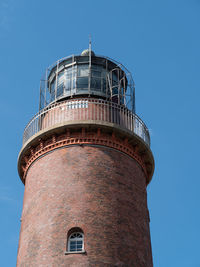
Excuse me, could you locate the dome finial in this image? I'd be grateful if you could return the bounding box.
[89,34,92,53]
[81,35,95,56]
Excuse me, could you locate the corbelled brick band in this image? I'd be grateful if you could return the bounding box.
[19,129,150,184]
[17,144,153,267]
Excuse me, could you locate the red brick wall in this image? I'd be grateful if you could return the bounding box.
[17,145,153,267]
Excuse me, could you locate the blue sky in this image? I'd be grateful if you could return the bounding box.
[0,0,200,266]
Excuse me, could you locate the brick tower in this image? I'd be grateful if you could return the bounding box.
[17,48,154,267]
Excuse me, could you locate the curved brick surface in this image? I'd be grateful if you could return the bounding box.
[17,145,153,267]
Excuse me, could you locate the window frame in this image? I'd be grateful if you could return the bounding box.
[65,230,86,255]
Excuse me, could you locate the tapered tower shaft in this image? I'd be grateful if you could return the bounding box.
[17,49,154,267]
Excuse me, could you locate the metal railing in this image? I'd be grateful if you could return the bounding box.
[23,98,150,147]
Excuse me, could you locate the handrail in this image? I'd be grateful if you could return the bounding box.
[23,98,150,147]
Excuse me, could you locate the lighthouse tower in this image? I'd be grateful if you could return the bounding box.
[17,48,154,267]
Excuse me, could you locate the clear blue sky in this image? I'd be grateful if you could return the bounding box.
[0,0,200,266]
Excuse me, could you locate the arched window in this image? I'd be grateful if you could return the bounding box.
[68,231,84,252]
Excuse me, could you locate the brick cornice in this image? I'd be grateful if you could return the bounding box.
[19,129,150,184]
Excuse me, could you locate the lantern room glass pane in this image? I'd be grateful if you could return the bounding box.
[78,65,89,76]
[77,77,88,89]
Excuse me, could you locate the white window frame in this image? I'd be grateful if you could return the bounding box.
[67,232,84,253]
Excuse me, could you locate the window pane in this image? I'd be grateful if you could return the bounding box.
[92,70,101,77]
[77,77,88,89]
[65,79,71,91]
[57,84,64,97]
[78,65,89,76]
[66,67,72,78]
[91,77,101,90]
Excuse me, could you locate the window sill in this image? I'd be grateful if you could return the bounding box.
[65,250,86,255]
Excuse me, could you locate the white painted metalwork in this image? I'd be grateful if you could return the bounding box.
[23,98,150,147]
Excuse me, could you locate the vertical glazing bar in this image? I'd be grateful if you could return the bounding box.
[88,39,91,96]
[110,72,112,102]
[55,61,59,101]
[71,56,74,98]
[123,76,126,108]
